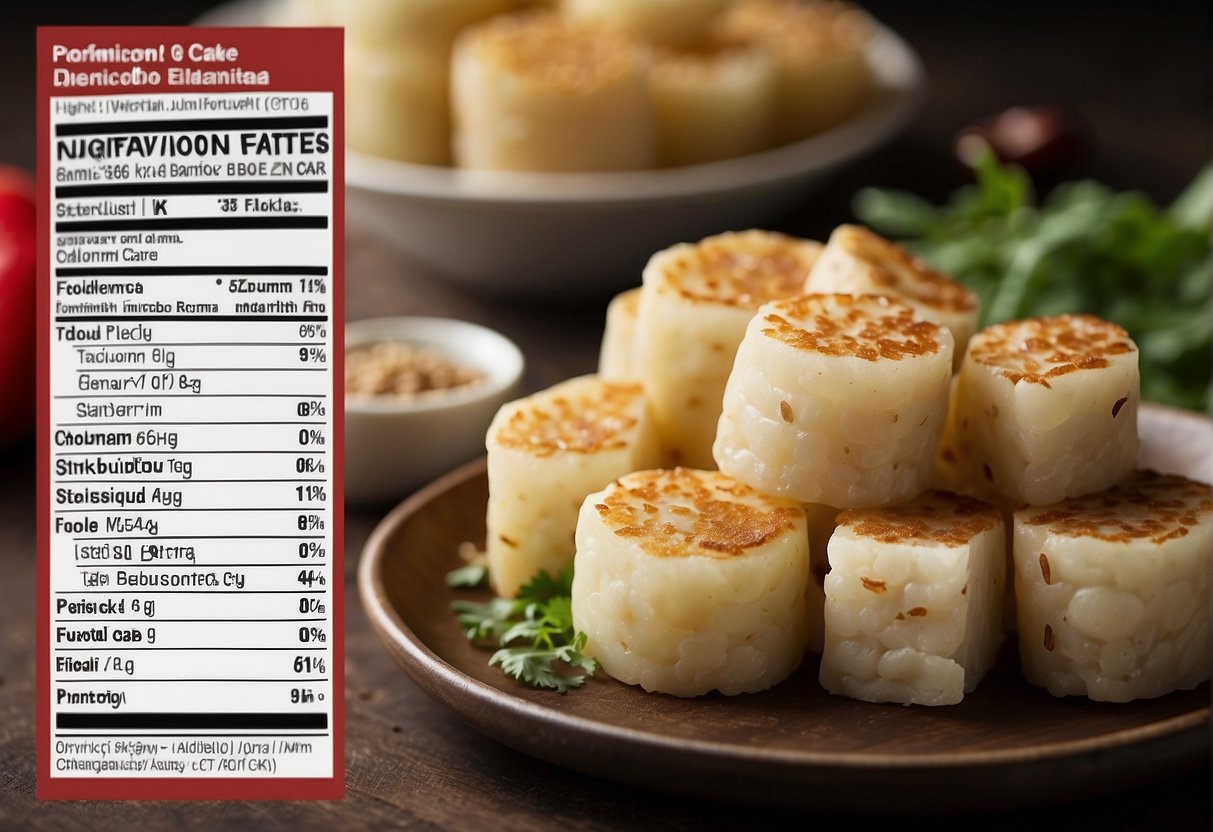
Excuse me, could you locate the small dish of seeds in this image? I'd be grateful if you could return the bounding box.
[344,317,524,504]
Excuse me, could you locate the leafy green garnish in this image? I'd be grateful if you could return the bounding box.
[449,564,596,694]
[854,148,1212,411]
[445,562,489,589]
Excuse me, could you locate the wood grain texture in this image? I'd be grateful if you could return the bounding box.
[359,406,1211,814]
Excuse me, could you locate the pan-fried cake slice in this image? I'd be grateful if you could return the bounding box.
[820,491,1005,706]
[333,0,514,49]
[714,0,872,142]
[637,229,822,468]
[651,38,777,167]
[598,287,641,380]
[950,314,1140,506]
[345,44,452,165]
[572,468,809,696]
[806,224,980,369]
[452,11,655,171]
[714,293,953,507]
[565,0,728,47]
[1014,471,1212,702]
[485,375,661,598]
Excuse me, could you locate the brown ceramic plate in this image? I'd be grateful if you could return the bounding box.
[359,403,1211,813]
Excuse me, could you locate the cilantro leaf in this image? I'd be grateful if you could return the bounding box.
[854,150,1211,410]
[445,562,489,589]
[448,562,595,694]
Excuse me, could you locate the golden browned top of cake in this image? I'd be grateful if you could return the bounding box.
[653,38,771,85]
[760,293,947,361]
[837,490,1002,548]
[650,230,822,308]
[592,468,803,558]
[492,377,643,457]
[716,0,871,59]
[464,11,645,93]
[968,314,1137,387]
[1018,470,1212,545]
[829,224,978,314]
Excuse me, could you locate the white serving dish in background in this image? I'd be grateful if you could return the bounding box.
[198,2,925,298]
[346,22,925,297]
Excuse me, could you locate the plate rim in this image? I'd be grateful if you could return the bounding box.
[197,0,927,206]
[344,21,927,205]
[358,402,1211,781]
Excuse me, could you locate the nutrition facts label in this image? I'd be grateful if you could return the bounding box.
[37,28,344,800]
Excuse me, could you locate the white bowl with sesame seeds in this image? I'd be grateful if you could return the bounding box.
[344,317,524,504]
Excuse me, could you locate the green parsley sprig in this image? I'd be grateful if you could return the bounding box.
[450,565,597,694]
[853,149,1212,411]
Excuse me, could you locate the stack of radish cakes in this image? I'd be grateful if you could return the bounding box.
[478,225,1210,705]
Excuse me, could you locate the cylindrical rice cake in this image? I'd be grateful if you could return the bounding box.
[803,502,840,654]
[819,491,1005,706]
[572,468,810,696]
[950,314,1140,506]
[598,287,641,380]
[332,0,515,50]
[713,293,954,507]
[806,225,979,369]
[564,0,729,47]
[452,11,656,171]
[345,44,452,165]
[714,0,872,143]
[637,230,822,469]
[1014,470,1212,702]
[651,39,777,167]
[485,375,662,598]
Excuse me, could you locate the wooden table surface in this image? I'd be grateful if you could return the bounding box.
[2,1,1209,829]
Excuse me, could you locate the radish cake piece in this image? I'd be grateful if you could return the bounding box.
[572,468,809,696]
[452,11,655,171]
[637,230,821,468]
[485,375,661,598]
[806,224,979,369]
[1014,470,1212,702]
[713,293,953,507]
[820,491,1005,706]
[951,314,1140,506]
[715,0,872,141]
[651,38,777,167]
[598,288,641,380]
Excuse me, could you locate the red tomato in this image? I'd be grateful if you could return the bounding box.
[0,166,36,449]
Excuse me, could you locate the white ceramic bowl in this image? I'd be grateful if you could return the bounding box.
[344,317,524,505]
[346,21,925,297]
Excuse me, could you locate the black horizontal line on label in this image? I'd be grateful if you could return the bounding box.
[54,620,325,624]
[57,180,328,198]
[56,591,325,594]
[54,315,328,322]
[57,394,327,399]
[52,733,329,737]
[55,712,329,730]
[56,115,329,136]
[75,563,326,566]
[57,422,324,426]
[57,648,326,651]
[54,451,323,455]
[56,215,327,232]
[55,479,325,484]
[57,507,325,511]
[73,371,325,373]
[72,536,323,541]
[55,679,329,683]
[56,265,327,277]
